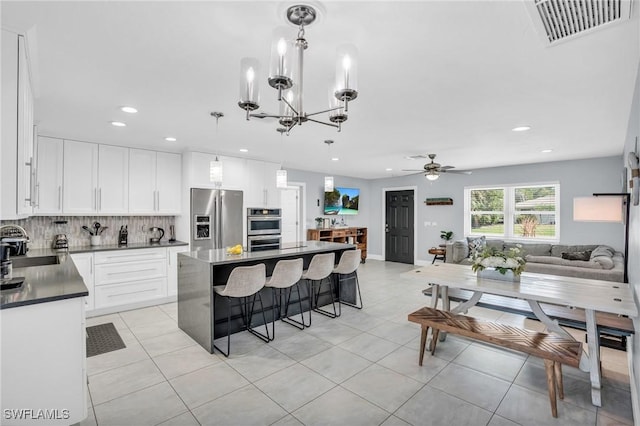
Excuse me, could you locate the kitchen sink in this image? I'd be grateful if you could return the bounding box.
[11,255,60,268]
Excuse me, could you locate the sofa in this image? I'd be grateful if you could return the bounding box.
[445,237,625,282]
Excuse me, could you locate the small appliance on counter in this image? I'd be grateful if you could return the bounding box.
[52,234,69,250]
[118,225,128,246]
[168,225,176,242]
[0,242,24,291]
[0,225,29,256]
[149,227,164,244]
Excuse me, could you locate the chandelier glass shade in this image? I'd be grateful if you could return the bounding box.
[238,4,358,134]
[276,169,288,188]
[210,156,223,187]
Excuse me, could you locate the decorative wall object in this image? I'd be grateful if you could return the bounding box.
[628,150,639,206]
[425,198,453,206]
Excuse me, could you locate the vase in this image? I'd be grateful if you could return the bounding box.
[477,268,520,282]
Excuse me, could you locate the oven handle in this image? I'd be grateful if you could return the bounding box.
[248,235,282,241]
[247,216,282,221]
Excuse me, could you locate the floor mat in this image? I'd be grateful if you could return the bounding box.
[86,323,126,357]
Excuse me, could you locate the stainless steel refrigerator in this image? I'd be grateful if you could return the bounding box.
[190,188,243,251]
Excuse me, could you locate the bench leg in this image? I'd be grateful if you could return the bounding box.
[543,359,558,418]
[419,325,429,366]
[554,362,564,400]
[430,328,440,355]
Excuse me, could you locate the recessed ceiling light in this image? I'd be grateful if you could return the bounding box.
[165,137,177,142]
[239,148,248,153]
[110,121,126,127]
[120,106,138,114]
[385,168,393,171]
[541,149,552,153]
[512,126,531,132]
[331,157,339,161]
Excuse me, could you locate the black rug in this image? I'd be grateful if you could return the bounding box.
[86,323,126,357]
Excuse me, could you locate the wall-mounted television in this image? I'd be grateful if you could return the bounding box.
[324,187,360,215]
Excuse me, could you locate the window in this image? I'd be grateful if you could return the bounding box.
[464,183,559,241]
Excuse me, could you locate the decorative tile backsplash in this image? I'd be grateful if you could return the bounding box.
[0,216,176,249]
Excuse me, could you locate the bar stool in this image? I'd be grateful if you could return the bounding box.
[333,249,363,310]
[212,263,269,357]
[302,252,339,318]
[264,258,305,339]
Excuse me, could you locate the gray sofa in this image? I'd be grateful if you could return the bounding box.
[445,238,625,282]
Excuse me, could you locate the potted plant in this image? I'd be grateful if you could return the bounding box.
[440,230,453,241]
[315,217,324,229]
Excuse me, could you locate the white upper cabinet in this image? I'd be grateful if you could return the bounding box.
[35,137,64,214]
[63,140,99,214]
[129,149,181,215]
[1,30,35,220]
[156,152,181,214]
[246,159,281,208]
[98,145,129,214]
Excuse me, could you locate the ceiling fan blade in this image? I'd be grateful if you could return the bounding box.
[401,171,428,176]
[401,169,427,172]
[441,169,472,175]
[440,165,455,170]
[406,154,428,160]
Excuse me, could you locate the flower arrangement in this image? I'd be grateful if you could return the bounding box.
[471,245,526,276]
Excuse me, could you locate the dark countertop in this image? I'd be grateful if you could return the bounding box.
[180,240,355,266]
[0,240,188,310]
[1,252,88,310]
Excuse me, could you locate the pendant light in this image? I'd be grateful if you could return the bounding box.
[210,112,224,187]
[324,140,334,192]
[276,128,288,188]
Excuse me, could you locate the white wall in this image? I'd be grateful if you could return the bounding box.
[368,156,625,262]
[623,59,639,420]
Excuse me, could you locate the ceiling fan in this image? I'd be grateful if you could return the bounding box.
[402,154,472,181]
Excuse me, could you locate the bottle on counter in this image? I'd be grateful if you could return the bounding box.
[118,226,128,246]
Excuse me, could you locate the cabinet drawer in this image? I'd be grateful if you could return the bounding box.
[95,259,166,286]
[333,230,346,238]
[94,248,166,264]
[94,278,167,309]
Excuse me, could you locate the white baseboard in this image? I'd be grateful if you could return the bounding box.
[367,254,384,261]
[86,295,177,318]
[365,254,432,266]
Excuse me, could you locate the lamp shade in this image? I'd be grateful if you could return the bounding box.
[276,169,288,188]
[573,196,623,222]
[239,57,260,107]
[269,27,294,87]
[426,171,439,181]
[210,157,223,187]
[324,176,334,192]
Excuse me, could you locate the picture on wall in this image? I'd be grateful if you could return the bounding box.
[324,187,360,215]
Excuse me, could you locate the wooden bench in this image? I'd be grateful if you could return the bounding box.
[408,307,582,418]
[422,287,634,351]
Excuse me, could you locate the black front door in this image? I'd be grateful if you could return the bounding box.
[385,190,414,264]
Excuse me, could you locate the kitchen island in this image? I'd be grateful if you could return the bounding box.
[177,241,355,353]
[1,251,89,425]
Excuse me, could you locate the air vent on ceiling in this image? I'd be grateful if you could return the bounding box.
[526,0,633,45]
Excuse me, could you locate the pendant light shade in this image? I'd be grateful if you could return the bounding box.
[276,169,288,188]
[324,176,334,192]
[210,157,223,187]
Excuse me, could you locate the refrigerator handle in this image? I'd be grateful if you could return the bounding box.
[216,193,223,249]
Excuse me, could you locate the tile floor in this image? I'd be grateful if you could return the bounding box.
[79,260,634,426]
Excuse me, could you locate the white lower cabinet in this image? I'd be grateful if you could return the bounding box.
[0,297,87,425]
[70,252,95,311]
[94,248,167,311]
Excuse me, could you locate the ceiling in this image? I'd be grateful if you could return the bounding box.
[2,1,639,179]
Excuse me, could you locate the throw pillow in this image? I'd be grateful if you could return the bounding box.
[466,236,486,258]
[590,245,615,259]
[561,250,592,261]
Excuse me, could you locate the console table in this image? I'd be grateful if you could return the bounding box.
[307,227,367,262]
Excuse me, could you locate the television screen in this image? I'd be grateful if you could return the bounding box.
[324,187,360,215]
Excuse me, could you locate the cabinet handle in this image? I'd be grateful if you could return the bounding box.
[106,268,157,275]
[35,183,40,208]
[99,188,102,211]
[156,191,160,211]
[58,186,62,210]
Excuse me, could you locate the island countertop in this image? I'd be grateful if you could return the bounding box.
[1,252,88,310]
[179,240,355,266]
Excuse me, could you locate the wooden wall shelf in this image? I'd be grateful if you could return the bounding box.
[425,198,453,206]
[307,227,367,263]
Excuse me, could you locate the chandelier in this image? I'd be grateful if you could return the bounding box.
[238,4,358,133]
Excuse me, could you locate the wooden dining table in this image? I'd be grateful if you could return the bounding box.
[401,262,637,407]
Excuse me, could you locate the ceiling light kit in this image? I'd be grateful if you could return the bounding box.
[238,4,358,134]
[324,139,335,191]
[209,112,224,187]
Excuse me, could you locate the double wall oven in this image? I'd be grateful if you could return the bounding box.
[247,208,281,252]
